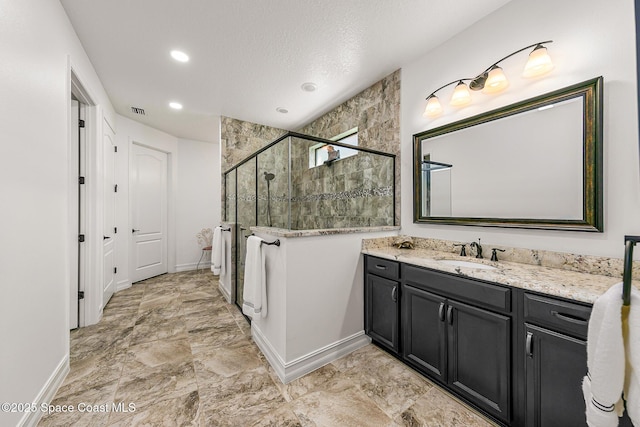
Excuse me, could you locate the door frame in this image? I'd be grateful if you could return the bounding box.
[128,140,175,282]
[68,62,116,327]
[69,67,96,329]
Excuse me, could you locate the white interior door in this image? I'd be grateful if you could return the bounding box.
[102,121,117,306]
[131,143,168,282]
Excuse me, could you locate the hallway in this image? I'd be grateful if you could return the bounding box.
[39,272,494,426]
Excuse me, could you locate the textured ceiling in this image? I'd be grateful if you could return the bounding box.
[60,0,511,142]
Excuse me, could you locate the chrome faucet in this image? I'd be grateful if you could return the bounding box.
[470,239,483,259]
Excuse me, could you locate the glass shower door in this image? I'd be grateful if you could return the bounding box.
[235,159,256,309]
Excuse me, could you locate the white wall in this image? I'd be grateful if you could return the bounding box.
[251,229,398,383]
[401,0,640,259]
[0,1,115,425]
[176,136,220,270]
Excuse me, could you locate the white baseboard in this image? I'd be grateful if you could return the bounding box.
[251,325,287,381]
[115,279,131,292]
[175,262,210,272]
[252,326,371,384]
[218,281,232,303]
[19,354,69,427]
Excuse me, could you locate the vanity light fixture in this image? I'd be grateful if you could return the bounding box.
[423,41,554,118]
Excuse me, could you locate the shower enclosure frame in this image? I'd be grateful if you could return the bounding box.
[223,131,396,309]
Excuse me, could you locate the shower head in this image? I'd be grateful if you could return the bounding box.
[264,172,275,181]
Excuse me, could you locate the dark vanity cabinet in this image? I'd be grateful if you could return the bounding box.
[364,256,400,354]
[522,293,591,427]
[402,264,512,423]
[362,254,609,427]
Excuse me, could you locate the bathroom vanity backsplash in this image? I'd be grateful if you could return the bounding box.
[362,235,640,279]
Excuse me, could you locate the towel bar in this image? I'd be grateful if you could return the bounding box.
[622,235,640,306]
[219,226,231,232]
[243,234,280,247]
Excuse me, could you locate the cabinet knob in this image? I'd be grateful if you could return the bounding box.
[375,264,388,270]
[438,302,446,322]
[391,286,397,302]
[447,306,454,325]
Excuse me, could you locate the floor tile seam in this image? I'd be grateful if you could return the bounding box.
[115,363,200,411]
[103,359,130,427]
[59,351,128,398]
[420,383,498,426]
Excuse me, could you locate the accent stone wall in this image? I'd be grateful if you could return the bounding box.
[221,69,401,229]
[296,69,401,226]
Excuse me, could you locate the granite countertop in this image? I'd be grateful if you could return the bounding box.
[362,246,625,304]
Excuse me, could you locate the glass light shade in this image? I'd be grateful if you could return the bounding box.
[423,96,443,118]
[450,81,472,107]
[482,66,509,94]
[523,45,554,78]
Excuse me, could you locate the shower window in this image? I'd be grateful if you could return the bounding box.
[308,128,358,168]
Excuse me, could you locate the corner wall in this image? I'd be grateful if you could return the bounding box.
[400,0,640,259]
[176,137,221,270]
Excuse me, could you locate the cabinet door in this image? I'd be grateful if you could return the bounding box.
[402,285,447,383]
[365,274,399,353]
[448,300,511,423]
[524,324,587,427]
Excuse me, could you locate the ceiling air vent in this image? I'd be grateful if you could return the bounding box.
[130,106,146,115]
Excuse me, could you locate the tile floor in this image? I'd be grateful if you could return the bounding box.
[38,271,496,426]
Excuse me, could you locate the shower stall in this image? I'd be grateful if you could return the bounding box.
[223,131,396,308]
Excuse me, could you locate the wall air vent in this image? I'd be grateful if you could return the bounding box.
[130,106,146,115]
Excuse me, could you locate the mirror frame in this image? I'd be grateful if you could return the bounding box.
[413,76,603,232]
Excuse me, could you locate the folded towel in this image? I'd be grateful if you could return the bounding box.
[242,236,267,320]
[583,282,625,426]
[211,226,223,275]
[624,285,640,425]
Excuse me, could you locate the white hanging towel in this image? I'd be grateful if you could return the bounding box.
[242,236,267,319]
[623,284,640,425]
[211,226,225,276]
[583,282,625,427]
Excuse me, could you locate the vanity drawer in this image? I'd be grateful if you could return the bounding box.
[403,264,511,313]
[366,256,400,281]
[523,293,591,338]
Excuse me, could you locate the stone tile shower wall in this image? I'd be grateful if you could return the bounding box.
[290,136,394,229]
[296,70,401,226]
[257,140,290,229]
[221,117,286,224]
[221,69,401,229]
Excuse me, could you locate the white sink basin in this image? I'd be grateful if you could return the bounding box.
[438,259,497,270]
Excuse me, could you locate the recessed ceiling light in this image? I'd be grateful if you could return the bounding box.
[169,102,183,110]
[276,107,289,114]
[170,50,189,63]
[301,82,317,92]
